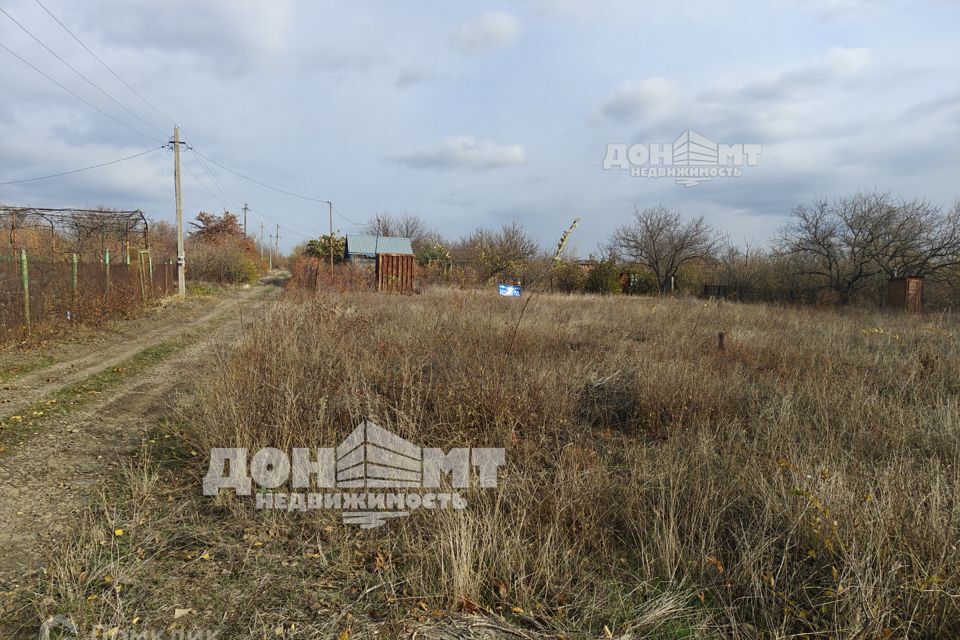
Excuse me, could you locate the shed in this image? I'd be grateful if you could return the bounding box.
[886,276,923,312]
[344,234,414,261]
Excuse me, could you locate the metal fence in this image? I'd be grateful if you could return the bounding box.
[0,249,175,337]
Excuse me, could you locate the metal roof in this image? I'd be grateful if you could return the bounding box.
[344,234,414,257]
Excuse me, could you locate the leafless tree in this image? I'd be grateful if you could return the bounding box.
[779,192,960,303]
[363,212,432,251]
[611,205,721,293]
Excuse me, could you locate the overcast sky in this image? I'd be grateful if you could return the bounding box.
[1,0,958,254]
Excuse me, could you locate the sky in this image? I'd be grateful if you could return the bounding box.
[0,0,958,255]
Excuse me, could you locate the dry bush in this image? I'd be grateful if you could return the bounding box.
[167,291,960,638]
[185,236,261,284]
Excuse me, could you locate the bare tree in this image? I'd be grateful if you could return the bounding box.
[612,205,721,293]
[363,212,432,251]
[779,192,960,303]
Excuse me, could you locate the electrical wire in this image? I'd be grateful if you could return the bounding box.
[0,39,159,142]
[0,146,163,186]
[191,149,330,204]
[31,0,177,126]
[7,2,351,240]
[0,6,166,136]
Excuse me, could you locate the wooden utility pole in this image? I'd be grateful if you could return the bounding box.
[173,125,185,296]
[267,232,273,270]
[242,203,248,235]
[328,201,334,273]
[274,224,279,266]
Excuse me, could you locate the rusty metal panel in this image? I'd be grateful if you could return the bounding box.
[376,253,415,293]
[886,277,923,311]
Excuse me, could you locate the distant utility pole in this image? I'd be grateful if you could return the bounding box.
[259,222,264,260]
[268,232,273,270]
[242,203,248,236]
[274,224,279,266]
[328,201,334,273]
[172,125,186,296]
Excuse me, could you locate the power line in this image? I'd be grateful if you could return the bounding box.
[31,0,177,126]
[0,145,163,186]
[0,6,166,136]
[0,39,158,142]
[333,204,361,226]
[247,205,321,239]
[191,149,330,204]
[180,162,317,240]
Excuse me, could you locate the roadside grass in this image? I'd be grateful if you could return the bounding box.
[0,354,54,384]
[0,340,183,454]
[23,289,960,638]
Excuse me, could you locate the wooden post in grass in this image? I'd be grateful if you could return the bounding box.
[137,251,147,302]
[19,248,30,329]
[71,253,79,296]
[104,249,111,293]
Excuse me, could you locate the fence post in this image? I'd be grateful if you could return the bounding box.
[104,248,110,293]
[19,248,30,329]
[138,250,147,302]
[147,249,154,285]
[71,252,79,296]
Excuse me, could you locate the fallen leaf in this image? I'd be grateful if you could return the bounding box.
[458,595,481,613]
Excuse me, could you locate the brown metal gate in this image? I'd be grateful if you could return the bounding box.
[376,253,415,293]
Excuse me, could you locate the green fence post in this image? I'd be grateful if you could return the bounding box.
[104,249,110,293]
[138,251,147,302]
[20,248,30,329]
[71,252,79,296]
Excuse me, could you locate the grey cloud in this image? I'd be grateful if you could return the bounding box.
[390,137,527,170]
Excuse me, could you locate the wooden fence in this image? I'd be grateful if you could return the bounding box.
[376,253,415,293]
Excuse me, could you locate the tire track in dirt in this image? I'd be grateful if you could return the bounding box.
[0,290,264,422]
[0,276,284,593]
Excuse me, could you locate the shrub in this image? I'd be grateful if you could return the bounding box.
[186,236,261,284]
[585,258,622,294]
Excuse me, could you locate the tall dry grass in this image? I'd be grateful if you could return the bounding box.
[174,289,960,637]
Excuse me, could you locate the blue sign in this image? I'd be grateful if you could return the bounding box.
[498,284,521,297]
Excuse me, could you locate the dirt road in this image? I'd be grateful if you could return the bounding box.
[0,275,285,594]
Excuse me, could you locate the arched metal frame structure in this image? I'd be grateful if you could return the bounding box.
[0,207,149,260]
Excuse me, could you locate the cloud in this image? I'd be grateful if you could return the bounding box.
[390,137,527,170]
[595,77,679,123]
[454,13,520,52]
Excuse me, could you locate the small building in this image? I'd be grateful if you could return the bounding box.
[343,234,416,293]
[577,259,597,273]
[886,276,923,312]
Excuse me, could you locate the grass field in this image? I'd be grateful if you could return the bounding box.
[25,288,960,638]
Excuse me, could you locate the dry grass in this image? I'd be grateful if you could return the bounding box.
[24,289,960,638]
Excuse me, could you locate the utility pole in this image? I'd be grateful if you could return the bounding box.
[267,232,273,270]
[242,203,248,236]
[328,201,334,273]
[259,222,264,260]
[172,125,185,296]
[274,224,279,265]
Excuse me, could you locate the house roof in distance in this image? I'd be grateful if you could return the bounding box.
[345,234,414,257]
